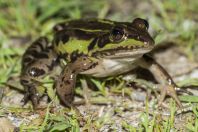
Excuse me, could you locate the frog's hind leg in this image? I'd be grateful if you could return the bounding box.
[20,37,58,108]
[139,54,182,108]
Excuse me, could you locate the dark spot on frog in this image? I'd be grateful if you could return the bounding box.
[35,40,46,51]
[25,37,49,55]
[27,50,39,56]
[28,67,45,77]
[88,38,98,51]
[54,31,69,46]
[61,76,65,82]
[34,52,49,59]
[46,64,54,71]
[97,35,110,48]
[142,54,153,63]
[73,29,98,40]
[89,62,98,69]
[59,53,68,59]
[27,49,49,59]
[70,50,84,62]
[23,57,33,63]
[72,70,76,74]
[20,79,29,85]
[46,58,59,71]
[64,80,71,85]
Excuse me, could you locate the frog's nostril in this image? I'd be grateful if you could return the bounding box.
[147,40,155,48]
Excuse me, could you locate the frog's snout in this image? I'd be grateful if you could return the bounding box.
[144,36,155,48]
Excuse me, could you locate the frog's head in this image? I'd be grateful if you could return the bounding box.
[91,18,154,59]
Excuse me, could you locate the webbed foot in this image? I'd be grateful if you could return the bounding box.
[158,84,182,108]
[21,85,40,109]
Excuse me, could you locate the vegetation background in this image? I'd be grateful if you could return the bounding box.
[0,0,198,131]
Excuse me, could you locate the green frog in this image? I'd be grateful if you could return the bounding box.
[20,18,182,108]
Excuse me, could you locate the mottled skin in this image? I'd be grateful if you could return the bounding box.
[20,18,182,108]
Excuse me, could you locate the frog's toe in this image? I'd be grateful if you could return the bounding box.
[21,90,40,108]
[21,92,30,105]
[158,85,182,108]
[30,94,40,109]
[26,86,41,108]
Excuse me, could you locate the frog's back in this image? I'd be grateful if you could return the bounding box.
[54,19,115,32]
[53,19,117,61]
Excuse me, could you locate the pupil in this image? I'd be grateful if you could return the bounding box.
[113,29,121,36]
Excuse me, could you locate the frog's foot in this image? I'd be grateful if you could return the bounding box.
[21,86,40,109]
[29,87,40,108]
[158,84,182,108]
[21,78,41,109]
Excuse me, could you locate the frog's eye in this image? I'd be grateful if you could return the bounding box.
[132,18,149,30]
[110,27,125,42]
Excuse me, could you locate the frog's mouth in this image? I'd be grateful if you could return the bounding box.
[109,48,151,59]
[92,46,153,59]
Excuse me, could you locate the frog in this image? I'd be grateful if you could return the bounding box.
[20,18,182,108]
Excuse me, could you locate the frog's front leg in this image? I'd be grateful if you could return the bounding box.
[138,54,182,107]
[56,56,96,107]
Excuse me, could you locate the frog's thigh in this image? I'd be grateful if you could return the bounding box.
[56,56,95,107]
[22,58,58,105]
[21,37,58,107]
